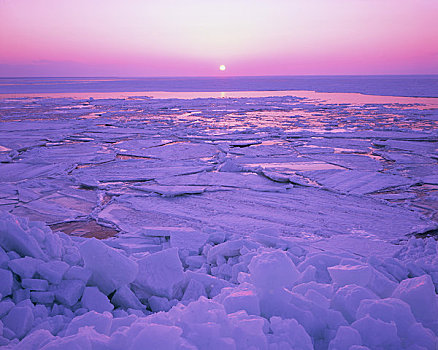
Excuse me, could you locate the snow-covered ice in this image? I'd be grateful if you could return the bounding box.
[0,90,437,349]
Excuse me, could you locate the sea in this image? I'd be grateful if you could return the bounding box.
[0,75,437,98]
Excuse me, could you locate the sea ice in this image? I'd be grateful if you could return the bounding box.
[169,228,208,254]
[21,278,48,291]
[8,329,54,350]
[181,279,207,303]
[0,269,13,297]
[352,315,401,349]
[12,191,97,225]
[328,326,362,350]
[221,285,260,316]
[355,297,437,348]
[36,260,69,285]
[1,90,438,349]
[248,249,299,289]
[55,279,85,306]
[63,266,91,283]
[30,291,54,304]
[79,238,138,294]
[128,142,219,160]
[19,142,115,166]
[392,274,438,334]
[0,214,46,259]
[112,285,143,310]
[64,310,113,336]
[135,247,184,299]
[3,306,34,339]
[129,323,185,350]
[328,264,373,287]
[330,284,378,323]
[81,287,114,313]
[304,169,414,195]
[8,257,38,279]
[268,316,313,350]
[185,270,233,298]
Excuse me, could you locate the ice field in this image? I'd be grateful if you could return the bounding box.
[0,85,438,349]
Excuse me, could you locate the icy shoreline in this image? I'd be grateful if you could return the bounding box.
[0,212,437,349]
[0,93,437,349]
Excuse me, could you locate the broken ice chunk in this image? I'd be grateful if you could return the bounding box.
[356,298,418,341]
[269,316,313,350]
[148,296,177,312]
[0,269,13,297]
[181,279,207,303]
[135,248,185,299]
[222,284,260,316]
[0,213,47,259]
[169,228,208,254]
[0,246,9,268]
[36,260,69,285]
[131,184,206,197]
[352,316,401,349]
[0,163,69,183]
[19,142,115,166]
[8,329,54,349]
[304,169,414,195]
[8,257,39,279]
[81,287,114,313]
[12,191,95,225]
[0,300,14,319]
[112,285,143,310]
[3,306,34,339]
[114,139,171,157]
[328,264,373,287]
[305,153,383,171]
[392,274,438,333]
[21,278,49,292]
[64,310,113,336]
[79,238,138,294]
[218,158,245,172]
[55,280,85,307]
[248,250,299,290]
[30,291,54,304]
[185,271,233,298]
[328,263,397,298]
[330,284,378,323]
[131,142,218,160]
[73,159,212,183]
[63,266,91,283]
[129,323,184,350]
[328,326,362,350]
[207,239,246,265]
[185,255,206,270]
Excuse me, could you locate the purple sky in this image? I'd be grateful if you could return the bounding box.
[0,0,437,76]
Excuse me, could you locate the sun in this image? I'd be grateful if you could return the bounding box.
[219,65,226,71]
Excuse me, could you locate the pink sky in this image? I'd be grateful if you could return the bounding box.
[0,0,437,76]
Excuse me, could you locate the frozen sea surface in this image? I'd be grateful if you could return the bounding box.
[0,81,438,349]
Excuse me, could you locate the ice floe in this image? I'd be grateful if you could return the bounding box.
[0,92,437,349]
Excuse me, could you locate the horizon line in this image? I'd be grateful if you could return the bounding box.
[1,73,438,79]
